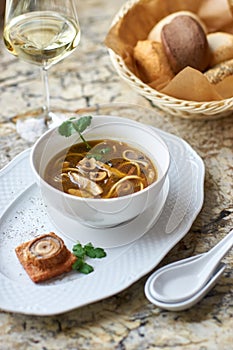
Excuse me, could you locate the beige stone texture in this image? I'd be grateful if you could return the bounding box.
[0,1,232,349]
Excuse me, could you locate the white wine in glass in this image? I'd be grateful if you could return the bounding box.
[3,0,80,138]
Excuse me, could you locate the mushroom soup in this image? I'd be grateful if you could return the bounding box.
[44,139,158,199]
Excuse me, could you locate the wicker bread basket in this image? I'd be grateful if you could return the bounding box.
[108,0,233,120]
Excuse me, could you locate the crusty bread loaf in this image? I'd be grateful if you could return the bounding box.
[143,10,233,91]
[134,40,174,87]
[204,58,233,84]
[148,11,207,42]
[207,32,233,67]
[161,15,210,73]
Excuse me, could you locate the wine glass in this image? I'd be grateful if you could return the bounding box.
[3,0,80,141]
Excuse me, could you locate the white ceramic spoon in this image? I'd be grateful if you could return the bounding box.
[145,262,226,311]
[150,229,233,303]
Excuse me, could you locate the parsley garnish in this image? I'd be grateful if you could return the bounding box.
[72,242,107,274]
[58,115,92,149]
[58,116,112,161]
[84,243,107,258]
[86,146,111,161]
[72,259,94,274]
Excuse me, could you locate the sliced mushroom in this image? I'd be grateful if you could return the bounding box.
[95,160,112,177]
[68,171,103,196]
[78,157,96,171]
[89,171,107,182]
[123,150,149,168]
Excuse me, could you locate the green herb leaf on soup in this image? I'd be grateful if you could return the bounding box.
[86,146,111,161]
[58,119,77,137]
[72,116,92,133]
[58,115,92,149]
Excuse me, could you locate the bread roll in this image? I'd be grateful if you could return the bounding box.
[207,32,233,67]
[148,11,207,42]
[204,58,233,84]
[134,40,174,87]
[161,15,209,73]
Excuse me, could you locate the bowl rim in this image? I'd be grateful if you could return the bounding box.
[30,115,170,203]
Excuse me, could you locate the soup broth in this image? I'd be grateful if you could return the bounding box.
[44,139,158,199]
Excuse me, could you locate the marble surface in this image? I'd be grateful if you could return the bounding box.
[0,0,233,349]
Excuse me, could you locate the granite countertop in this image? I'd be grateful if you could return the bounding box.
[0,1,233,349]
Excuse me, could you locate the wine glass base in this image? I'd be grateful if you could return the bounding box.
[12,107,72,143]
[11,106,100,143]
[12,103,144,143]
[16,116,47,143]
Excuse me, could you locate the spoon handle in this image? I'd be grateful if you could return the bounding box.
[203,229,233,271]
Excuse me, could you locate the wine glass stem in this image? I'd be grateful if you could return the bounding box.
[41,66,51,125]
